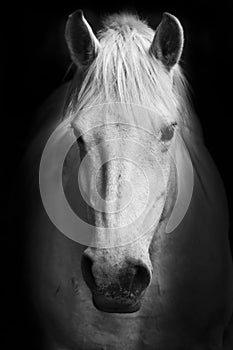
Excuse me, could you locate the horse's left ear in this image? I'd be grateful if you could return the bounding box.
[149,13,184,70]
[65,10,101,67]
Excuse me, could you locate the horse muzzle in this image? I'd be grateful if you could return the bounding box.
[81,252,151,313]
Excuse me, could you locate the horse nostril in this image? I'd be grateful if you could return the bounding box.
[81,253,96,290]
[81,253,151,299]
[131,265,151,295]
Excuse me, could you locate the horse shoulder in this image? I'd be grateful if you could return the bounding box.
[186,135,233,323]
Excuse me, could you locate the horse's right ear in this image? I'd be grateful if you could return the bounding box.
[149,13,184,71]
[65,10,101,67]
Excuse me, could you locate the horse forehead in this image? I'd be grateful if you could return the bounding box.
[73,107,167,137]
[81,123,167,167]
[74,111,171,174]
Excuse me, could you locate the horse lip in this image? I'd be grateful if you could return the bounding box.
[92,295,141,313]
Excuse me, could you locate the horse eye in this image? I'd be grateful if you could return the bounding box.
[76,135,86,154]
[77,135,85,146]
[159,122,177,142]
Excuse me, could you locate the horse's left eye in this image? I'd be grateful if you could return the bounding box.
[159,122,177,142]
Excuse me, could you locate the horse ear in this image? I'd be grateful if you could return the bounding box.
[65,10,100,67]
[150,13,184,70]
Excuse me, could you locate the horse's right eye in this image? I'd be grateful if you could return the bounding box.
[159,122,177,143]
[77,135,85,146]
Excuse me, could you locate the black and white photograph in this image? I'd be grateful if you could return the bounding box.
[3,1,233,349]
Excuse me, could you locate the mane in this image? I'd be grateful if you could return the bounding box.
[65,13,198,135]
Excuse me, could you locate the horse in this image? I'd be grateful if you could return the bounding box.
[24,10,233,350]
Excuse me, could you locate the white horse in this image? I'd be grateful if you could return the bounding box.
[25,10,233,350]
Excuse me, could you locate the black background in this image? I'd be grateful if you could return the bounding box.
[2,1,233,349]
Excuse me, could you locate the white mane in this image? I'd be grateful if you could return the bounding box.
[66,13,195,131]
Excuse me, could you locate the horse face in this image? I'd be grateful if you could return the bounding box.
[72,109,176,313]
[66,10,183,312]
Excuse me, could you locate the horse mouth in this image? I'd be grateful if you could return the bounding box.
[92,294,141,313]
[89,283,144,313]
